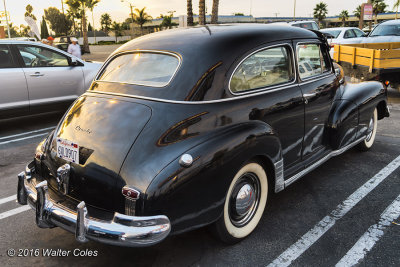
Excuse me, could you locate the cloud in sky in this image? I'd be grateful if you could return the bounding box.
[2,0,399,29]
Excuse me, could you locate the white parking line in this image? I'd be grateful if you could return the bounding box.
[0,206,31,220]
[267,155,400,267]
[0,133,49,145]
[336,194,400,267]
[0,195,16,205]
[0,126,55,141]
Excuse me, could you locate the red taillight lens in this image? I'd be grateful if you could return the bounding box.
[122,186,140,200]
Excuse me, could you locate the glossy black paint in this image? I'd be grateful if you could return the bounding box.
[34,25,389,236]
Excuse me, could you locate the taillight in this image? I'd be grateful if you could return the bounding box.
[122,186,140,200]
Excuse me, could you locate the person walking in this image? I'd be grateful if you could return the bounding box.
[67,37,81,59]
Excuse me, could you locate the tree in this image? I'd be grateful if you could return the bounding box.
[339,10,349,26]
[24,4,37,20]
[160,11,177,29]
[371,0,387,24]
[211,0,219,24]
[20,24,30,36]
[40,16,49,39]
[313,2,328,28]
[100,13,112,33]
[65,0,90,53]
[354,5,362,19]
[187,0,194,26]
[44,7,73,36]
[395,0,400,19]
[234,13,245,16]
[132,7,152,35]
[87,0,100,44]
[199,0,206,25]
[88,22,93,31]
[111,21,123,42]
[6,23,19,38]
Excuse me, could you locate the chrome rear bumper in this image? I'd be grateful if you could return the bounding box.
[17,163,171,247]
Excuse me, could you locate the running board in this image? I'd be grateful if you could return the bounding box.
[284,137,365,188]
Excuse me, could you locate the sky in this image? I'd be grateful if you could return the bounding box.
[1,0,400,29]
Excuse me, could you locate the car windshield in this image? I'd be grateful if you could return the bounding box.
[321,30,341,38]
[370,24,400,36]
[98,52,180,87]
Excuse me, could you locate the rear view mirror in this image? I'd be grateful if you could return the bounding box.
[69,57,78,66]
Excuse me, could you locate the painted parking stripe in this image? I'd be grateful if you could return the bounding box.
[0,126,55,141]
[0,206,31,220]
[267,155,400,267]
[336,194,400,267]
[0,133,49,145]
[0,195,16,205]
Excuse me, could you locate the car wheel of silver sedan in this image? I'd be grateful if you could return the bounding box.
[213,161,268,243]
[357,108,378,151]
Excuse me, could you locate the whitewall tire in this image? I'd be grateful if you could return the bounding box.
[357,108,378,151]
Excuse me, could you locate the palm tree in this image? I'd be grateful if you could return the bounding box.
[371,0,387,24]
[111,21,123,42]
[354,5,361,20]
[187,0,194,26]
[211,0,219,24]
[100,13,112,33]
[87,0,100,44]
[65,0,90,53]
[132,7,152,35]
[313,2,328,28]
[199,0,206,25]
[339,10,349,26]
[394,0,400,19]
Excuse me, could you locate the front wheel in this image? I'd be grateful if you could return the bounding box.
[357,108,378,151]
[212,161,268,244]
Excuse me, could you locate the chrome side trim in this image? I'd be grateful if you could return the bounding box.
[274,159,285,193]
[94,49,182,88]
[228,43,297,96]
[284,137,365,188]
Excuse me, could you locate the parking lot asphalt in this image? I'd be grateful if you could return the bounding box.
[82,45,122,62]
[0,86,399,266]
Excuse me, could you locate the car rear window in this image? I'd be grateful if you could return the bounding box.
[98,52,180,87]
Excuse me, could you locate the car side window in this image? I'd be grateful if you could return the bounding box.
[297,43,330,80]
[0,44,17,68]
[353,29,365,37]
[16,45,69,68]
[230,46,294,93]
[344,30,356,39]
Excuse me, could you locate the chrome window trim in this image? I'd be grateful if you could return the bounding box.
[228,43,297,96]
[296,41,333,83]
[94,49,182,88]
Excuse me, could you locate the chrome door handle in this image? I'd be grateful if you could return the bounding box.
[30,72,44,77]
[303,93,317,98]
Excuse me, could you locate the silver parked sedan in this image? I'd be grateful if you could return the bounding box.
[0,40,101,119]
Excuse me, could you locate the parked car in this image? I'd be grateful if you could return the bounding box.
[53,36,86,55]
[362,20,400,43]
[320,27,367,57]
[0,40,101,119]
[17,24,389,247]
[288,20,320,30]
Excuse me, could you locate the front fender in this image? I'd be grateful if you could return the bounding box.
[143,121,281,234]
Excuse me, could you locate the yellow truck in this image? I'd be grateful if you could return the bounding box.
[333,42,400,91]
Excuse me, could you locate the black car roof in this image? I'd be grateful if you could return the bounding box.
[94,24,323,102]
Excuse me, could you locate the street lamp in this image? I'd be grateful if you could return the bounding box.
[121,0,135,39]
[3,0,11,38]
[293,0,296,20]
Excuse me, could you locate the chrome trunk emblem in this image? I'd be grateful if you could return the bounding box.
[57,163,71,195]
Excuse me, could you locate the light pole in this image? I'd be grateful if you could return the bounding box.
[121,0,135,39]
[293,0,297,20]
[3,0,11,38]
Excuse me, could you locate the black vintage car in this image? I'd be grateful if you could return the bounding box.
[17,24,390,247]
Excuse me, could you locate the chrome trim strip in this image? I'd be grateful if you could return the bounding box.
[274,159,285,193]
[17,166,171,247]
[284,137,365,188]
[93,49,182,88]
[228,43,297,96]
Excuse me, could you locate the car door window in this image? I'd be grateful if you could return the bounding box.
[344,30,356,39]
[0,44,17,68]
[230,46,294,93]
[297,43,330,79]
[16,45,69,67]
[353,29,365,37]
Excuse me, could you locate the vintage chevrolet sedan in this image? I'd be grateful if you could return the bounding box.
[17,24,390,247]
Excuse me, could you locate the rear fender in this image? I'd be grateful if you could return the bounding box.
[144,121,282,234]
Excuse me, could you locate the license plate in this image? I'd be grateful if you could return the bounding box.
[56,138,79,163]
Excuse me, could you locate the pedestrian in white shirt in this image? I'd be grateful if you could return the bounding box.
[67,37,81,59]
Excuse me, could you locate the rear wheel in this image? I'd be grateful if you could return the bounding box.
[357,108,377,151]
[212,161,268,244]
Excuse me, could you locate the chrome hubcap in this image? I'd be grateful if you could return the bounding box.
[229,173,261,227]
[366,117,374,141]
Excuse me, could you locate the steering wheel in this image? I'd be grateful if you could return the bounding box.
[30,58,39,67]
